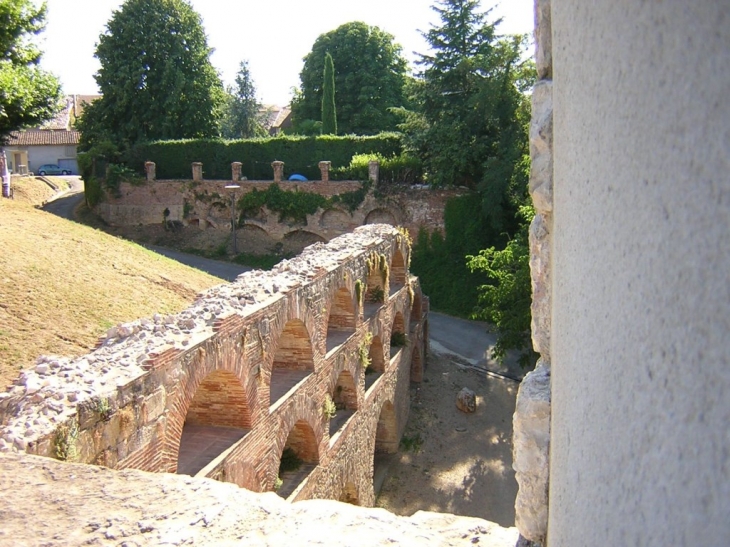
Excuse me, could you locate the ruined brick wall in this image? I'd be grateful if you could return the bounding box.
[0,225,427,507]
[94,180,462,243]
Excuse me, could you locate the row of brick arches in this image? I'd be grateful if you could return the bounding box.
[171,246,421,501]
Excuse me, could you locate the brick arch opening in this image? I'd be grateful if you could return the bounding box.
[326,287,356,353]
[329,369,358,436]
[389,311,407,359]
[411,346,423,383]
[320,208,350,229]
[373,400,398,492]
[411,292,422,323]
[391,248,406,288]
[375,400,398,453]
[364,335,385,393]
[270,319,314,407]
[364,208,397,226]
[176,370,252,477]
[276,419,320,498]
[339,481,360,505]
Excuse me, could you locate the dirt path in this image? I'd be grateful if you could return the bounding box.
[376,347,519,528]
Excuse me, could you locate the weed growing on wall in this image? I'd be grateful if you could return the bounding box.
[53,420,79,461]
[279,447,303,473]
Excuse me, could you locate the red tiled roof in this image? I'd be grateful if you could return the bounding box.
[8,130,80,146]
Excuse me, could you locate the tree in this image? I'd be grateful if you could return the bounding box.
[0,0,62,144]
[221,60,266,139]
[398,0,533,228]
[77,0,225,152]
[467,201,537,368]
[321,52,337,135]
[292,22,408,135]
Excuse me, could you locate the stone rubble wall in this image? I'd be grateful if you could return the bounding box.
[0,224,427,506]
[512,0,553,543]
[94,179,463,243]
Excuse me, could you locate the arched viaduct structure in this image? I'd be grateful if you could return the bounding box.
[0,225,428,506]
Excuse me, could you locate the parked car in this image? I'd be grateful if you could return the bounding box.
[37,164,71,176]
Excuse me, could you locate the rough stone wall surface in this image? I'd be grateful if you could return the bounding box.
[0,452,519,547]
[94,180,463,242]
[511,0,553,543]
[549,1,730,545]
[0,225,427,508]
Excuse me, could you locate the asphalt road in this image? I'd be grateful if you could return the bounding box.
[42,180,521,380]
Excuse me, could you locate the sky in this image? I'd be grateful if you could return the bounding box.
[38,0,534,107]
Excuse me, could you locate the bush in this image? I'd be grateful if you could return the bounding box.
[331,152,423,184]
[126,133,403,180]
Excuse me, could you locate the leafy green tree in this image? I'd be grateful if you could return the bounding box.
[321,52,337,135]
[467,202,537,367]
[398,0,533,229]
[221,60,267,139]
[292,22,408,135]
[77,0,225,152]
[0,0,62,143]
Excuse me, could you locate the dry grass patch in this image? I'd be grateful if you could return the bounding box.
[0,198,224,389]
[9,176,68,206]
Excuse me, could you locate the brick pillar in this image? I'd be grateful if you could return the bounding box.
[192,162,203,182]
[232,162,242,182]
[368,160,379,185]
[272,160,284,183]
[145,161,156,182]
[318,161,331,183]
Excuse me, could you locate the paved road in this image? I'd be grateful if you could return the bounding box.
[42,180,520,380]
[42,176,85,218]
[428,312,525,381]
[142,244,250,281]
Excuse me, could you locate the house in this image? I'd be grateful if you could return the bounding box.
[5,95,100,175]
[259,104,292,136]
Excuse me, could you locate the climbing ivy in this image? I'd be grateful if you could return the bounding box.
[237,181,371,225]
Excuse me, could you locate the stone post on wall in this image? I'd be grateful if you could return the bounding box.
[192,162,203,182]
[231,162,242,182]
[512,0,553,545]
[318,161,331,183]
[368,160,379,185]
[145,161,156,182]
[271,160,284,183]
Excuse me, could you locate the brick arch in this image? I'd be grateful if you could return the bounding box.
[283,229,328,245]
[339,481,360,505]
[272,412,322,494]
[329,356,360,410]
[268,319,315,407]
[411,291,422,323]
[368,335,385,373]
[364,208,397,226]
[319,208,350,229]
[326,286,357,333]
[410,346,423,383]
[240,221,271,237]
[390,247,406,287]
[332,369,358,411]
[374,399,398,454]
[163,340,254,474]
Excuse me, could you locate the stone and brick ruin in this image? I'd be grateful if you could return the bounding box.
[94,160,461,253]
[0,225,428,506]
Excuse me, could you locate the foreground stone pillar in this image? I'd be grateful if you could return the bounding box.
[145,161,156,182]
[318,161,331,183]
[192,162,203,182]
[231,162,242,182]
[272,161,284,183]
[368,160,379,185]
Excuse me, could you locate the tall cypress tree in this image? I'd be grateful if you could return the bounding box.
[321,52,337,135]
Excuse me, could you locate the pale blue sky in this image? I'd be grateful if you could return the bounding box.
[38,0,534,106]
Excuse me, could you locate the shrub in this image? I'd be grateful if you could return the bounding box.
[331,152,423,184]
[279,447,303,473]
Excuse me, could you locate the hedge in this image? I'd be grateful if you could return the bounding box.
[126,133,403,180]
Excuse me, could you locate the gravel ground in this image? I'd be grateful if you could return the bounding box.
[376,347,519,528]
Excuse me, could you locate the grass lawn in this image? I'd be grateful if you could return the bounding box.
[0,194,224,389]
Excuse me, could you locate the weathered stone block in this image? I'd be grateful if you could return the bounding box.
[456,387,476,413]
[529,213,551,359]
[529,80,553,214]
[513,360,550,543]
[535,0,552,79]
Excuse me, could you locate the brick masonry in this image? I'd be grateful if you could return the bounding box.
[0,225,428,507]
[94,179,463,244]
